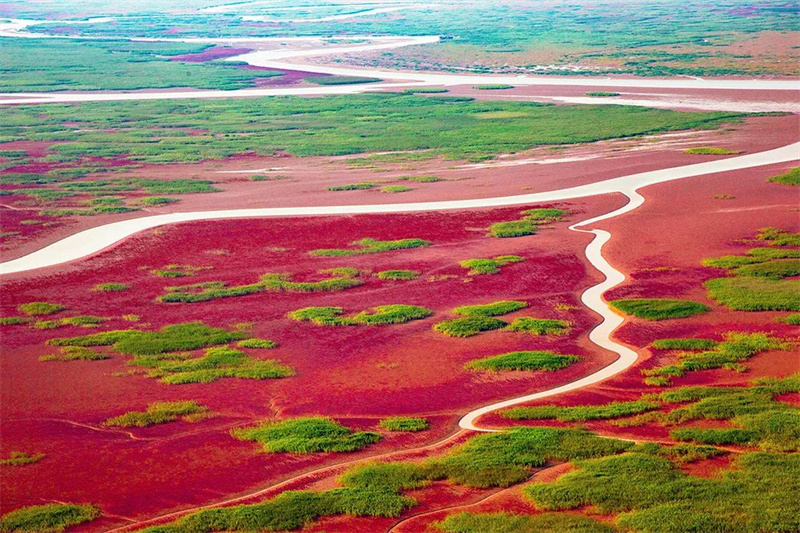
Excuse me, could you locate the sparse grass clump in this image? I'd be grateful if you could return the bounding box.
[237,338,277,349]
[734,259,800,279]
[403,175,442,182]
[133,179,218,194]
[684,147,742,155]
[453,300,527,317]
[474,84,514,90]
[0,451,45,467]
[705,277,799,311]
[609,298,709,320]
[460,255,524,275]
[17,302,65,316]
[434,316,507,337]
[768,167,800,186]
[140,196,180,205]
[92,282,130,292]
[327,182,378,191]
[310,238,431,257]
[466,351,579,372]
[375,269,419,280]
[502,400,659,422]
[104,401,208,427]
[0,317,28,325]
[379,417,430,432]
[232,417,381,454]
[651,338,719,350]
[586,91,621,97]
[403,87,449,94]
[150,264,212,278]
[779,313,800,325]
[507,317,570,335]
[488,220,536,238]
[0,503,99,533]
[433,512,615,533]
[757,227,800,247]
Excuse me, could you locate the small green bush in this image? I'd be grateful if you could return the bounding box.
[779,313,800,325]
[609,298,709,320]
[92,282,130,292]
[507,317,570,335]
[757,227,800,246]
[104,401,208,427]
[379,417,430,432]
[433,511,615,533]
[434,316,508,337]
[327,182,378,191]
[474,84,514,90]
[502,400,659,422]
[0,503,99,533]
[488,220,537,238]
[237,338,277,349]
[586,91,621,97]
[381,185,413,193]
[0,451,45,467]
[17,302,65,316]
[520,208,567,221]
[466,351,579,372]
[39,346,110,362]
[453,300,526,317]
[651,338,719,350]
[403,175,442,182]
[734,259,800,279]
[460,255,524,275]
[375,270,419,280]
[232,417,381,453]
[0,317,28,325]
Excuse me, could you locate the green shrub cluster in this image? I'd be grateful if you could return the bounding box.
[232,417,381,454]
[0,503,99,533]
[651,338,719,350]
[310,238,431,256]
[150,264,212,278]
[466,351,579,372]
[237,338,277,349]
[460,255,524,275]
[757,227,800,246]
[92,282,130,292]
[609,298,709,320]
[474,84,514,90]
[104,401,208,427]
[381,185,413,193]
[17,302,65,316]
[433,512,615,533]
[39,346,110,362]
[586,91,621,97]
[454,300,527,317]
[379,417,430,432]
[433,316,507,337]
[489,208,568,238]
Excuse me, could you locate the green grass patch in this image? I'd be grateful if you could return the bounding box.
[586,91,621,97]
[705,277,800,311]
[779,313,800,325]
[402,175,442,183]
[460,255,524,275]
[237,338,278,349]
[310,237,430,257]
[684,147,743,155]
[381,185,413,193]
[327,182,378,191]
[433,512,615,533]
[453,300,527,317]
[375,269,419,280]
[651,338,719,350]
[502,400,659,422]
[17,302,65,316]
[232,417,381,453]
[488,220,537,238]
[379,417,430,432]
[525,451,800,532]
[402,87,449,94]
[150,264,212,278]
[92,282,130,292]
[434,316,508,337]
[507,317,570,336]
[104,401,208,427]
[308,76,382,85]
[768,167,800,186]
[140,196,180,206]
[41,206,138,217]
[466,351,579,372]
[40,346,110,362]
[474,84,514,90]
[0,451,45,467]
[0,317,29,326]
[609,298,709,320]
[289,305,431,326]
[0,503,99,533]
[521,208,568,221]
[133,179,218,194]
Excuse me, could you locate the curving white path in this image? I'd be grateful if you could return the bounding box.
[2,142,797,276]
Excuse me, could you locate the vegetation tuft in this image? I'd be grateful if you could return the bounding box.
[232,417,381,454]
[609,298,709,320]
[466,351,579,372]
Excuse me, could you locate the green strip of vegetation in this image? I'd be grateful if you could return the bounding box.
[17,302,65,316]
[289,305,431,326]
[434,316,508,337]
[375,270,419,280]
[0,503,99,533]
[466,351,579,372]
[507,317,570,336]
[0,451,45,467]
[705,277,800,311]
[92,282,130,292]
[433,512,615,533]
[379,417,430,432]
[40,346,110,362]
[232,417,381,453]
[237,338,277,349]
[460,255,524,275]
[586,91,621,97]
[609,298,709,320]
[453,300,526,317]
[381,185,413,193]
[310,238,431,257]
[502,400,659,422]
[474,84,514,90]
[104,401,208,428]
[684,147,743,155]
[307,76,382,85]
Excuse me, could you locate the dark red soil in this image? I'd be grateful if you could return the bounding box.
[0,196,624,528]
